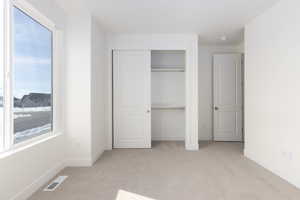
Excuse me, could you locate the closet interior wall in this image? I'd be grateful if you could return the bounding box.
[151,50,186,141]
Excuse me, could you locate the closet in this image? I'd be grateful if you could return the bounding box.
[113,50,185,148]
[151,50,185,141]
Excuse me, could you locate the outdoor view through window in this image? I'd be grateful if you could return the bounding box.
[13,7,53,143]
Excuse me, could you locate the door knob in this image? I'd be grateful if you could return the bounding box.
[147,109,151,113]
[214,106,219,111]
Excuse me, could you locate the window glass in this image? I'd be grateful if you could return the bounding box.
[13,7,53,143]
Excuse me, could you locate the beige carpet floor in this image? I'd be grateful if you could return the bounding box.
[29,142,300,200]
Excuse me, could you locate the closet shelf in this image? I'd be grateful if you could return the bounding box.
[151,67,185,72]
[151,105,185,110]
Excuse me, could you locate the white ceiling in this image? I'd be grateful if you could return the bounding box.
[74,0,280,44]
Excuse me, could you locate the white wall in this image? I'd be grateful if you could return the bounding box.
[198,44,243,140]
[0,0,66,199]
[61,1,108,165]
[244,0,300,188]
[91,18,107,162]
[64,7,93,166]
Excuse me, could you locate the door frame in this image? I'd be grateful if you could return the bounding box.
[112,49,189,149]
[212,53,244,142]
[107,45,198,151]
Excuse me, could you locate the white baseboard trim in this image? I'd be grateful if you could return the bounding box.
[11,162,66,200]
[243,148,249,157]
[152,137,185,141]
[91,149,105,165]
[199,136,213,141]
[105,146,113,150]
[185,143,199,151]
[244,149,300,190]
[10,156,102,200]
[65,158,93,167]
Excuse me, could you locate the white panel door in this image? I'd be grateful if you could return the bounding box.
[113,50,151,148]
[213,54,243,141]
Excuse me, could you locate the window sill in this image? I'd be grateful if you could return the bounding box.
[0,132,63,159]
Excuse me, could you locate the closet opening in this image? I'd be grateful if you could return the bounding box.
[112,49,193,149]
[151,50,186,145]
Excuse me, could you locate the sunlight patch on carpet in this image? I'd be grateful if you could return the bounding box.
[116,190,156,200]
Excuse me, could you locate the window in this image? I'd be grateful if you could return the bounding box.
[0,0,57,151]
[13,7,53,143]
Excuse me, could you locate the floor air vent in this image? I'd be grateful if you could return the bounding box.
[44,176,68,191]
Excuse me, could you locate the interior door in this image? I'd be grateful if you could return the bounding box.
[113,50,151,148]
[213,54,243,141]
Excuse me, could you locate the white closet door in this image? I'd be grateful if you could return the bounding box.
[213,54,243,141]
[113,50,151,148]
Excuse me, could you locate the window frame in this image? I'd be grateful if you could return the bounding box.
[0,0,5,151]
[0,0,59,152]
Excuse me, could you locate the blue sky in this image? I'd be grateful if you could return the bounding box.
[14,7,52,99]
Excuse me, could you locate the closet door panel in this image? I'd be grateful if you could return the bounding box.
[113,50,151,148]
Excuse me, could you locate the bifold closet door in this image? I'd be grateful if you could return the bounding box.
[113,50,151,148]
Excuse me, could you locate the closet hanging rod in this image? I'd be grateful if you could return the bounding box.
[151,68,185,72]
[151,106,185,110]
[151,65,185,68]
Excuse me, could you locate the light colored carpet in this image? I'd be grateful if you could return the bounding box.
[29,142,300,200]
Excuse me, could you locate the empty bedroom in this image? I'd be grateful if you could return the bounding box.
[0,0,299,200]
